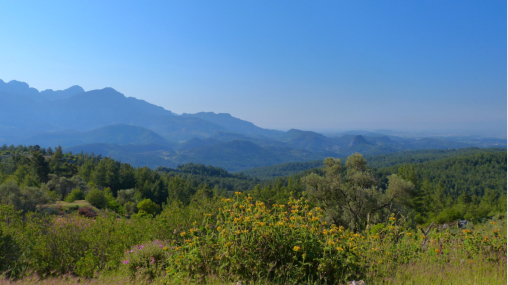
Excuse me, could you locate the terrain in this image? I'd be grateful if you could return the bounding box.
[2,79,504,172]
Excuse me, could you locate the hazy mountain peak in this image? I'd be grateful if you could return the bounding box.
[0,79,85,101]
[349,135,373,147]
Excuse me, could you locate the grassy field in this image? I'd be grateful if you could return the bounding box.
[47,200,92,209]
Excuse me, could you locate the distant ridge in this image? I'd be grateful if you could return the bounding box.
[349,135,373,147]
[0,79,504,172]
[0,79,84,101]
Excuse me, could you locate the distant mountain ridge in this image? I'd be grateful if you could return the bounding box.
[0,79,84,102]
[1,79,505,172]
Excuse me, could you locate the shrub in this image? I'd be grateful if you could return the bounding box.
[164,194,508,284]
[120,240,170,280]
[166,195,363,283]
[85,188,107,209]
[78,207,97,218]
[136,199,160,217]
[65,188,85,203]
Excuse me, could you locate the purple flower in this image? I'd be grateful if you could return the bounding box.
[139,245,144,250]
[150,257,155,264]
[123,260,129,264]
[136,266,140,269]
[160,245,163,248]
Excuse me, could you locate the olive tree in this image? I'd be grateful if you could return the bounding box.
[303,153,414,231]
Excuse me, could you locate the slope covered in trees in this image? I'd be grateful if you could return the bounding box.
[0,144,505,225]
[242,147,506,179]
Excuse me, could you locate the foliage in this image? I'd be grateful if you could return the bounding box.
[85,188,108,209]
[242,147,505,180]
[136,199,160,217]
[120,240,169,280]
[377,151,507,224]
[303,154,414,231]
[64,188,85,203]
[163,195,507,284]
[0,181,51,212]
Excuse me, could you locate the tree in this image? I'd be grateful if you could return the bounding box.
[136,199,160,217]
[85,188,107,209]
[65,188,85,203]
[0,181,50,212]
[303,154,414,231]
[29,149,50,183]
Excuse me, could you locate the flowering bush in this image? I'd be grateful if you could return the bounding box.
[164,194,507,284]
[166,195,364,283]
[121,239,170,280]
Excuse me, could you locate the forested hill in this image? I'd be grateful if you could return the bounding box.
[377,151,507,198]
[241,147,506,179]
[0,144,506,225]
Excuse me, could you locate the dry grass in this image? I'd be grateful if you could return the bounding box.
[369,258,507,285]
[49,200,92,209]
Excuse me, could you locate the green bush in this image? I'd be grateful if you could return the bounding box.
[65,188,85,203]
[136,199,160,217]
[85,188,107,209]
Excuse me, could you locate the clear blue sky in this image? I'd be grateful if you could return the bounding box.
[0,1,506,136]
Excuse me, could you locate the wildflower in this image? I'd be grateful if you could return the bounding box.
[435,249,441,253]
[389,217,396,221]
[163,246,168,251]
[406,233,412,236]
[123,260,129,264]
[150,257,155,264]
[293,246,301,252]
[137,266,140,269]
[490,221,496,225]
[336,247,344,251]
[217,226,222,231]
[180,232,186,236]
[139,245,144,250]
[235,191,242,195]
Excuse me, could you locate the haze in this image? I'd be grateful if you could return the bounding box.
[0,1,506,136]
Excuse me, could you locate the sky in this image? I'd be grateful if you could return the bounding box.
[0,1,506,136]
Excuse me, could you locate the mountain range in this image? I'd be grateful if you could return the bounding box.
[1,79,505,171]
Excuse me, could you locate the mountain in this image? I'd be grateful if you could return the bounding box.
[182,112,283,138]
[22,124,170,147]
[0,79,84,102]
[0,82,229,141]
[65,143,174,168]
[66,139,329,172]
[1,79,504,172]
[349,135,374,147]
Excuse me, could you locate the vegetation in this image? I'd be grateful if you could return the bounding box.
[0,143,506,283]
[241,147,506,179]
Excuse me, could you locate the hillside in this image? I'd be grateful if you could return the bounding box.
[1,79,505,172]
[23,124,170,147]
[241,147,507,179]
